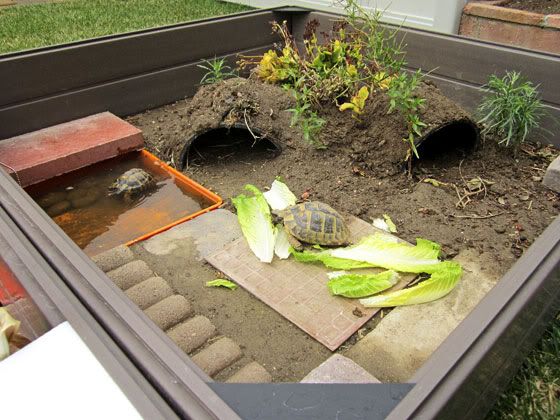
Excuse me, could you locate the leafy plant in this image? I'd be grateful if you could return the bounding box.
[387,70,426,159]
[477,71,545,151]
[197,57,237,85]
[339,86,370,118]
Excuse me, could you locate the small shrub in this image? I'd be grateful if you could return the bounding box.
[477,71,545,151]
[198,57,237,85]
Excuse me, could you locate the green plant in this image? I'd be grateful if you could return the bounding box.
[387,70,426,158]
[197,57,237,85]
[477,71,545,151]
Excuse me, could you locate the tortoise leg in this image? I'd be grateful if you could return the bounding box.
[286,232,304,251]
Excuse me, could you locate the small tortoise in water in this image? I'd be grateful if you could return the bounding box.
[108,168,155,200]
[278,201,350,248]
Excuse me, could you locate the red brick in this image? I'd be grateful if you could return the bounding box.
[544,14,560,29]
[464,3,544,26]
[0,112,143,187]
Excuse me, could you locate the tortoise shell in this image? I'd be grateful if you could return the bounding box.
[108,168,155,197]
[281,201,349,246]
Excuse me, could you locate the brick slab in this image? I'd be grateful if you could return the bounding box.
[191,337,243,377]
[0,112,143,187]
[301,354,380,384]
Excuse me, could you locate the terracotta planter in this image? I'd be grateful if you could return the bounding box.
[459,1,560,54]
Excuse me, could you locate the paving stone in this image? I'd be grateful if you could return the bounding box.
[191,337,243,377]
[142,209,241,259]
[144,295,193,331]
[344,250,501,382]
[0,112,143,187]
[91,245,135,272]
[125,276,173,310]
[226,362,272,383]
[106,260,153,290]
[166,316,216,354]
[543,155,560,193]
[301,354,380,384]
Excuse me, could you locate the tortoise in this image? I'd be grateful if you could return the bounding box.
[108,168,155,201]
[278,201,350,248]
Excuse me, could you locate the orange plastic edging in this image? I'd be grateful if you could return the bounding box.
[125,150,222,247]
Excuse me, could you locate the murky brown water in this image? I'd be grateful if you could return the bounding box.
[27,152,214,257]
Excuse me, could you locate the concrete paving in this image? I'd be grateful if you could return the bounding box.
[91,245,134,273]
[344,249,501,382]
[226,361,273,383]
[301,354,380,384]
[191,337,243,377]
[543,155,560,193]
[141,209,241,259]
[105,260,153,290]
[144,295,193,331]
[166,316,217,354]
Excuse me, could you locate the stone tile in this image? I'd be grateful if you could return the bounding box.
[226,362,272,383]
[91,245,134,273]
[543,155,560,193]
[344,250,501,382]
[191,337,243,377]
[125,276,173,310]
[206,215,415,350]
[166,315,216,354]
[106,260,154,290]
[144,295,193,331]
[301,355,380,384]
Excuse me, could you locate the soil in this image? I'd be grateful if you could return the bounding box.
[127,77,559,380]
[502,0,560,14]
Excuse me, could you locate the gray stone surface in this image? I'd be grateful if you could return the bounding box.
[191,337,243,377]
[166,315,217,354]
[226,362,272,383]
[91,245,135,273]
[124,276,173,310]
[301,354,380,384]
[141,209,242,259]
[543,155,560,193]
[106,260,154,290]
[144,295,193,331]
[344,250,501,382]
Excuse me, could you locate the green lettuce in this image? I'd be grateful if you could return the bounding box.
[327,270,400,298]
[206,279,238,290]
[274,227,291,259]
[263,179,297,211]
[360,261,462,307]
[232,184,276,263]
[292,233,441,273]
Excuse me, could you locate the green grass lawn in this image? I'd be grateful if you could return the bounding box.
[1,1,559,418]
[487,314,560,419]
[0,0,251,54]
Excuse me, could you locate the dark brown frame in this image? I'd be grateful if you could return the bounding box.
[1,7,559,419]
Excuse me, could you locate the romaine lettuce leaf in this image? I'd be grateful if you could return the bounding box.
[327,270,400,298]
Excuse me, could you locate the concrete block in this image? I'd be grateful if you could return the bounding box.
[226,362,272,383]
[106,260,153,290]
[301,354,380,384]
[91,245,135,273]
[543,155,560,193]
[125,276,173,310]
[141,209,241,259]
[344,250,500,382]
[0,112,143,187]
[191,337,243,377]
[144,295,193,331]
[166,316,216,354]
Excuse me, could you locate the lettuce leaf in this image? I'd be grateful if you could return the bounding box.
[291,247,377,269]
[292,233,441,273]
[232,184,276,263]
[360,261,462,307]
[327,270,400,298]
[263,179,297,211]
[206,279,238,290]
[274,227,291,259]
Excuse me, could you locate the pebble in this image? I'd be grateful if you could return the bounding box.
[494,226,506,234]
[37,191,67,208]
[46,200,71,217]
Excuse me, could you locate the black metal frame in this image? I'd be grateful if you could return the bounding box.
[1,7,559,419]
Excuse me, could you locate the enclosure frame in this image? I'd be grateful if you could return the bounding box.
[0,7,559,419]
